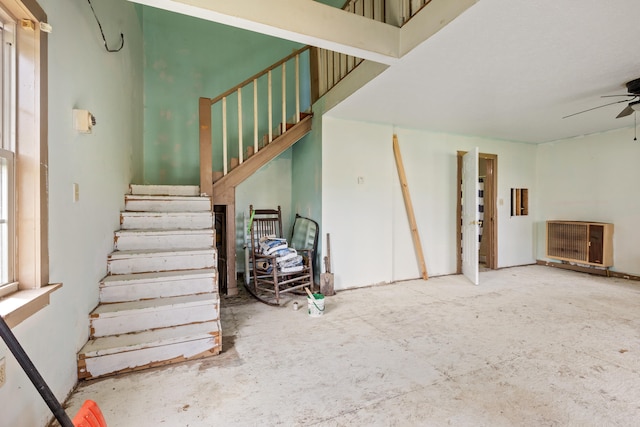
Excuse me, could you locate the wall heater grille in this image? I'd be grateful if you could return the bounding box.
[546,221,613,267]
[547,222,588,261]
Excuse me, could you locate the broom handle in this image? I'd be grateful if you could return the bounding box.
[0,316,74,427]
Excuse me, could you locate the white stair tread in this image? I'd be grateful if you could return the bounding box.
[129,184,200,196]
[81,321,220,356]
[108,248,215,259]
[101,269,216,286]
[92,293,218,316]
[115,229,213,236]
[121,211,212,217]
[125,195,210,201]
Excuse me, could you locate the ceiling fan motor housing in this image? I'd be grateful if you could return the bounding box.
[626,77,640,95]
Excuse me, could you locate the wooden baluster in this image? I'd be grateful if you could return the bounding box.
[327,51,333,90]
[282,62,286,135]
[323,50,328,92]
[253,78,258,154]
[238,88,243,164]
[295,54,300,123]
[222,96,228,175]
[268,70,273,143]
[310,47,320,104]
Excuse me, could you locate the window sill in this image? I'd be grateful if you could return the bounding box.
[0,283,63,328]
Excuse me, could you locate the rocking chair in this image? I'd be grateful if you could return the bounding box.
[247,205,316,305]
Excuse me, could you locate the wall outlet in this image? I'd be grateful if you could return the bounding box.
[0,357,5,387]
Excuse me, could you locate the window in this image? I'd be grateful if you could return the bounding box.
[0,4,15,297]
[0,0,55,328]
[510,188,529,216]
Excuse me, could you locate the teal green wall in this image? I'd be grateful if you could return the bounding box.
[291,98,326,279]
[142,7,304,184]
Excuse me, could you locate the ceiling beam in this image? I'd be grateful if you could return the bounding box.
[400,0,478,56]
[129,0,401,65]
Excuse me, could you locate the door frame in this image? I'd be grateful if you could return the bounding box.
[456,151,498,273]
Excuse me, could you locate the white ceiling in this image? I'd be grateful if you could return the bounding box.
[136,0,640,144]
[328,0,640,143]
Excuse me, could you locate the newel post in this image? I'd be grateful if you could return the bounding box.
[199,97,213,197]
[309,46,320,104]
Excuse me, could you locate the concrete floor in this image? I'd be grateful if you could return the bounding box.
[59,266,640,426]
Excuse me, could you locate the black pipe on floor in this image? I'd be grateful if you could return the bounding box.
[0,315,74,427]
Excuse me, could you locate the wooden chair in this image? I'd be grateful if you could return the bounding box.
[248,205,315,305]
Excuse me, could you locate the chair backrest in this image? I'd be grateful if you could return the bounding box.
[290,214,318,251]
[290,213,319,273]
[72,400,107,427]
[249,205,283,252]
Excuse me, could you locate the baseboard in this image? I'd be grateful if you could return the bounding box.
[536,259,640,281]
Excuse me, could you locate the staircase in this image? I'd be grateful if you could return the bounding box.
[77,185,221,380]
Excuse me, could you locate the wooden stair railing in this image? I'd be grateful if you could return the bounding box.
[199,1,438,195]
[199,46,316,296]
[199,46,312,197]
[311,0,434,101]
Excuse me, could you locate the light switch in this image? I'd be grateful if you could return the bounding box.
[357,176,364,185]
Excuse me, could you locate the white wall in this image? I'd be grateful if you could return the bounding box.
[0,1,143,426]
[322,117,537,290]
[536,127,640,275]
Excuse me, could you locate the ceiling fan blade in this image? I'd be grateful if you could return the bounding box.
[601,94,635,98]
[563,98,633,119]
[616,104,635,118]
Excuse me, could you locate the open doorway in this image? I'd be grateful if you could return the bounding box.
[456,152,498,273]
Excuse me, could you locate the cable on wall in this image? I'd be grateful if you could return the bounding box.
[87,0,124,53]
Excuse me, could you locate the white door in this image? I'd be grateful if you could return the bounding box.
[462,148,479,285]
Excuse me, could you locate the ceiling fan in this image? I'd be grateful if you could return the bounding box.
[563,77,640,119]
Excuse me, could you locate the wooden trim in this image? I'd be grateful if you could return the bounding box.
[456,152,463,274]
[282,62,286,133]
[39,18,49,286]
[484,155,497,269]
[268,70,273,143]
[0,283,62,328]
[253,79,258,153]
[237,88,243,164]
[225,199,237,296]
[393,135,428,280]
[198,97,213,197]
[295,54,300,123]
[207,46,310,105]
[222,97,228,175]
[537,259,640,281]
[309,47,320,104]
[16,5,49,289]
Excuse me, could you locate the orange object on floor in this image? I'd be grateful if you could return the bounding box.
[72,400,107,427]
